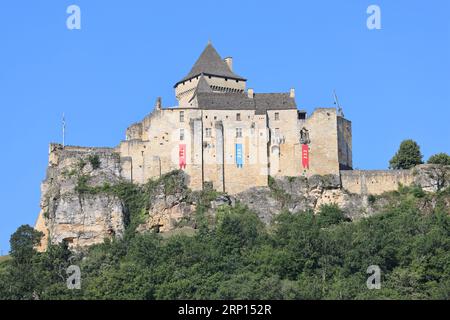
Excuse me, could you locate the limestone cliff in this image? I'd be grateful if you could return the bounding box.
[136,171,195,234]
[35,145,125,251]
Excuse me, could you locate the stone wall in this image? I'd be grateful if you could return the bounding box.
[268,109,301,177]
[337,116,352,170]
[302,108,341,176]
[340,169,415,195]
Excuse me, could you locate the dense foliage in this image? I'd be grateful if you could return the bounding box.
[1,181,449,300]
[389,140,423,169]
[428,153,450,166]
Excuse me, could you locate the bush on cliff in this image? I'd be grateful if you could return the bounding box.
[428,153,450,166]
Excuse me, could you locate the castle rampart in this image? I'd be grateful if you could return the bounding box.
[340,169,415,195]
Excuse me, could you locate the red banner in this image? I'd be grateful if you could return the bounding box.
[179,144,186,169]
[302,144,309,169]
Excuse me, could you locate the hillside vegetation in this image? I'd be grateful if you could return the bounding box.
[0,173,449,300]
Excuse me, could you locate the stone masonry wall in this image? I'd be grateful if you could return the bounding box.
[341,169,415,195]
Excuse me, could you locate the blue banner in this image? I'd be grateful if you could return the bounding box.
[235,144,243,168]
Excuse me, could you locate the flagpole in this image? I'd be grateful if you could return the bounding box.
[333,90,344,117]
[62,113,66,148]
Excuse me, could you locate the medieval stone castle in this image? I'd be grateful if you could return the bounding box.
[46,43,416,195]
[102,43,352,194]
[35,43,428,250]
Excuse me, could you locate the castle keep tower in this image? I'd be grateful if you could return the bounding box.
[117,43,353,194]
[174,43,247,107]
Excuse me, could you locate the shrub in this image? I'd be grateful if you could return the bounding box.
[88,154,101,170]
[77,159,87,171]
[316,204,348,226]
[75,175,91,194]
[368,194,377,204]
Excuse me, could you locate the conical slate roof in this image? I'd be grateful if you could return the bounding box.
[175,43,246,86]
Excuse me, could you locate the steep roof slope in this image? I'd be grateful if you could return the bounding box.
[175,43,246,86]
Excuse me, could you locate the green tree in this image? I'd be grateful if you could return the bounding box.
[389,139,423,169]
[9,225,43,264]
[427,153,450,165]
[316,204,349,227]
[3,225,44,299]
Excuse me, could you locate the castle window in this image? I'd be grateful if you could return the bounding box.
[180,129,185,141]
[236,128,242,138]
[275,112,280,121]
[180,111,184,122]
[205,128,212,138]
[236,113,241,121]
[298,111,306,120]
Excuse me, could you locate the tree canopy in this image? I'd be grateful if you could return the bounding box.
[428,153,450,166]
[1,184,449,300]
[389,140,423,169]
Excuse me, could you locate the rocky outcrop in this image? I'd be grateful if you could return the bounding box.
[136,202,195,233]
[235,175,371,223]
[412,164,450,192]
[35,144,126,251]
[137,171,196,233]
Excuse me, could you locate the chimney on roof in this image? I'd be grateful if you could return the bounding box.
[224,57,233,71]
[290,88,295,98]
[248,88,254,99]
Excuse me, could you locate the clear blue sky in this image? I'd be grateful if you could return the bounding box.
[0,0,449,253]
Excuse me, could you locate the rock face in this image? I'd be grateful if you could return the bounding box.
[235,175,371,223]
[412,164,450,192]
[35,145,126,251]
[137,202,195,233]
[36,147,449,252]
[137,171,196,233]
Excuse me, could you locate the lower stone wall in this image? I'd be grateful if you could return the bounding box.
[340,169,414,195]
